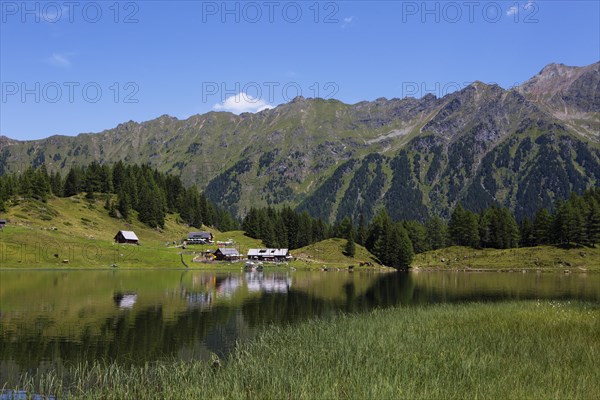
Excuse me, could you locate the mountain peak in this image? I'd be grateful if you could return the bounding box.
[0,135,18,145]
[539,62,567,73]
[517,61,599,118]
[535,61,599,78]
[290,95,307,103]
[519,61,599,94]
[158,114,178,122]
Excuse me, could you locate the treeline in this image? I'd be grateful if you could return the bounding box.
[242,188,600,269]
[242,207,415,269]
[242,207,329,250]
[520,189,600,247]
[0,162,237,231]
[400,188,600,252]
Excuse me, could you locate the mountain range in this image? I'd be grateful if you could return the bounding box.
[1,61,599,222]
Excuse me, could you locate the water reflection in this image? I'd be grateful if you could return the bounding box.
[246,272,292,293]
[1,269,598,386]
[0,390,54,400]
[113,292,138,309]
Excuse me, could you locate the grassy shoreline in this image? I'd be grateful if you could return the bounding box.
[412,245,600,272]
[8,301,600,399]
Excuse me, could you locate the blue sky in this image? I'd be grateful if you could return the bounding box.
[1,0,599,140]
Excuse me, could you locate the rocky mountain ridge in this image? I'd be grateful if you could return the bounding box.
[1,61,599,221]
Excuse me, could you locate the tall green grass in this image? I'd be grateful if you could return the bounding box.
[8,301,600,399]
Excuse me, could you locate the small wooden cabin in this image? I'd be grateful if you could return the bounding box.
[187,231,214,244]
[114,230,139,245]
[215,247,242,261]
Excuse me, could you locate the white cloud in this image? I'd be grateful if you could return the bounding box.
[44,53,71,68]
[508,1,535,16]
[213,93,273,114]
[341,16,355,28]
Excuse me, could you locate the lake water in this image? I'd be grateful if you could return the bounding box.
[1,269,599,386]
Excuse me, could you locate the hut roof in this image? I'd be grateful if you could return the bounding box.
[248,248,289,257]
[218,247,241,256]
[117,230,139,241]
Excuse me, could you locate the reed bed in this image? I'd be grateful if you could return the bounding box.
[6,301,599,399]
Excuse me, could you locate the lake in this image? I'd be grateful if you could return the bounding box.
[1,269,599,387]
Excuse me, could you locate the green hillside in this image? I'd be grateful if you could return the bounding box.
[412,245,600,271]
[1,197,388,269]
[0,196,265,268]
[293,238,383,269]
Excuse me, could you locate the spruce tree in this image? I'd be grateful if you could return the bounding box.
[344,230,356,257]
[297,212,313,248]
[465,211,480,248]
[242,208,261,238]
[63,168,80,197]
[50,171,63,196]
[553,201,583,245]
[84,161,103,197]
[499,208,520,248]
[311,218,326,244]
[0,178,5,212]
[586,198,600,246]
[570,196,587,245]
[260,211,277,247]
[99,164,112,193]
[117,191,131,221]
[449,205,466,246]
[108,200,117,218]
[32,165,51,202]
[478,209,494,248]
[18,167,34,198]
[425,216,447,250]
[275,215,288,248]
[403,220,429,254]
[533,208,552,245]
[356,213,367,246]
[199,193,213,226]
[519,217,535,247]
[112,161,126,193]
[391,223,414,270]
[450,205,479,247]
[366,209,388,253]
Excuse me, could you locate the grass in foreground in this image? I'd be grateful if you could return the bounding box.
[11,301,600,399]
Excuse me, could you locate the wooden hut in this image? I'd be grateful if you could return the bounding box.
[187,231,214,244]
[214,247,242,261]
[247,248,291,262]
[114,230,139,245]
